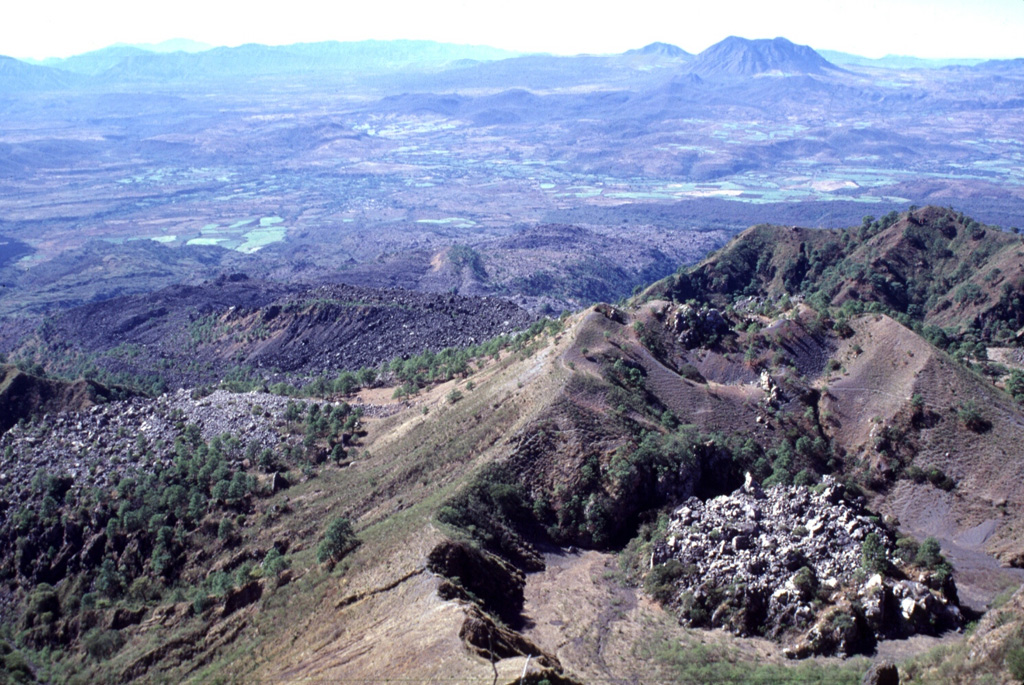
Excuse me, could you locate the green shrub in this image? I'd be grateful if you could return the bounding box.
[793,469,817,487]
[191,591,215,615]
[926,467,956,491]
[957,400,988,432]
[262,547,288,577]
[1007,642,1024,683]
[234,561,256,586]
[24,583,60,626]
[330,444,347,464]
[82,628,125,661]
[1009,370,1024,404]
[861,533,890,574]
[644,559,686,604]
[217,517,236,543]
[95,559,124,599]
[792,566,817,598]
[2,649,33,681]
[678,364,705,384]
[896,536,920,563]
[915,537,944,569]
[80,592,98,610]
[317,517,358,564]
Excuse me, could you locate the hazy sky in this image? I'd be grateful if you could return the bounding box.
[4,0,1024,60]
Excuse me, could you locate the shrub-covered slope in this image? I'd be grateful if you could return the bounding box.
[2,207,1024,682]
[658,206,1024,339]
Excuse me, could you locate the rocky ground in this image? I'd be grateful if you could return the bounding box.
[0,389,382,510]
[16,277,536,388]
[652,475,964,656]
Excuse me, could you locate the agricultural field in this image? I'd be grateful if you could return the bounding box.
[1,40,1023,316]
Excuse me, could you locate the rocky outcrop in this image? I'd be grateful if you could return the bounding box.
[0,388,373,596]
[0,389,374,508]
[429,540,567,676]
[428,541,525,625]
[108,606,147,630]
[222,580,262,617]
[649,476,963,656]
[458,605,560,669]
[861,661,900,685]
[665,303,730,348]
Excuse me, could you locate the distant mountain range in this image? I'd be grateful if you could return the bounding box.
[818,50,986,69]
[32,46,153,76]
[2,36,1016,91]
[115,38,213,54]
[10,40,520,85]
[972,57,1024,73]
[0,55,77,90]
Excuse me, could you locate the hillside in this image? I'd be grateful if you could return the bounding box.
[25,40,520,84]
[0,57,78,91]
[624,42,692,59]
[2,208,1024,682]
[0,365,132,433]
[660,206,1024,338]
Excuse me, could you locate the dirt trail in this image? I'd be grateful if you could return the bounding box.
[521,549,646,684]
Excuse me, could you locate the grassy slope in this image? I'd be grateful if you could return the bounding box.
[102,325,581,682]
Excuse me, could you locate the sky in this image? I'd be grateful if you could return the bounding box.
[4,0,1024,61]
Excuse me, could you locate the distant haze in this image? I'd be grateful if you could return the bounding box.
[4,0,1023,61]
[109,38,212,54]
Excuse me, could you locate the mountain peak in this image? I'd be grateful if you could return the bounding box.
[625,42,691,59]
[689,35,840,78]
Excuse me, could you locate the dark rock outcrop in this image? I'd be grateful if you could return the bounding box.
[428,541,525,625]
[459,605,559,669]
[222,580,262,617]
[861,661,900,685]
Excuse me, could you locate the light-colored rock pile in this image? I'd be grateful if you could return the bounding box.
[650,474,962,656]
